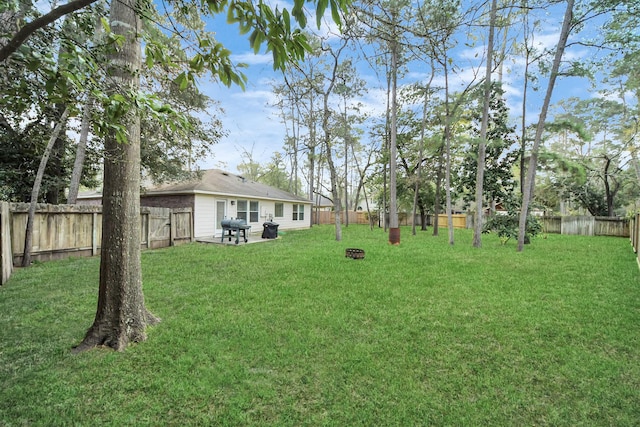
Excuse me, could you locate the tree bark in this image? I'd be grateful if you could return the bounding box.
[388,8,400,245]
[321,44,346,241]
[519,8,533,197]
[67,96,92,204]
[74,0,158,353]
[344,98,349,227]
[68,19,102,204]
[433,148,443,236]
[443,56,454,246]
[473,0,497,248]
[412,63,435,236]
[22,107,70,267]
[517,0,574,251]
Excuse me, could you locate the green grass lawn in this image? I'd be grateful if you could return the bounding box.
[1,225,639,426]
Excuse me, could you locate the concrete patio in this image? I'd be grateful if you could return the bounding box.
[196,232,278,246]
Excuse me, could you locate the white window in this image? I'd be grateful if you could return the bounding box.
[237,200,259,222]
[275,203,284,218]
[293,204,304,221]
[237,200,247,221]
[250,201,259,223]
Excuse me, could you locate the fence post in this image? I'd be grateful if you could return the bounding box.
[91,212,98,256]
[631,214,640,252]
[189,210,194,242]
[170,211,176,246]
[146,211,151,249]
[1,201,13,285]
[636,214,640,269]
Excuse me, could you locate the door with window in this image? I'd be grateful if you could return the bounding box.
[215,200,226,236]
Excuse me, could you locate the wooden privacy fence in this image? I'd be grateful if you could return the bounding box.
[313,210,469,229]
[311,211,629,237]
[0,202,193,284]
[313,210,371,225]
[313,210,421,226]
[541,216,629,237]
[434,214,468,229]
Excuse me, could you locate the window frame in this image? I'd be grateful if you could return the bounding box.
[236,200,247,221]
[275,202,284,218]
[293,204,305,221]
[249,201,259,223]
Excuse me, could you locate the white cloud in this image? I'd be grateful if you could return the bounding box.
[197,77,287,172]
[231,52,274,66]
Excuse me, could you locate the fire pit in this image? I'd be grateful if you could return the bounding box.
[345,248,365,259]
[221,218,250,244]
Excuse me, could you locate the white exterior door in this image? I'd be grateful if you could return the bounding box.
[215,200,227,236]
[194,196,216,238]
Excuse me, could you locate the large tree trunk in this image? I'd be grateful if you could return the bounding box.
[473,0,497,248]
[74,0,158,353]
[517,0,574,251]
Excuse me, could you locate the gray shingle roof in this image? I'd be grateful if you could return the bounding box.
[143,169,311,203]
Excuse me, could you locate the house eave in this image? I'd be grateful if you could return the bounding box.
[142,189,311,204]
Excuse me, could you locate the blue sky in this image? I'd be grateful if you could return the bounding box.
[194,1,603,175]
[196,13,298,173]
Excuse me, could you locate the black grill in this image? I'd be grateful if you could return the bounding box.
[262,221,279,239]
[221,218,250,244]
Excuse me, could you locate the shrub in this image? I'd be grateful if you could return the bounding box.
[364,211,380,223]
[482,213,542,245]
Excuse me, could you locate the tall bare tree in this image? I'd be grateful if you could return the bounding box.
[517,0,574,251]
[387,5,401,244]
[473,0,498,248]
[67,96,92,204]
[321,40,349,241]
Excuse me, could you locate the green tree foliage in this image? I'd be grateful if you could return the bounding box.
[140,86,226,185]
[536,96,639,216]
[0,2,103,202]
[0,1,235,201]
[3,0,352,353]
[483,211,541,245]
[456,83,518,211]
[237,151,299,193]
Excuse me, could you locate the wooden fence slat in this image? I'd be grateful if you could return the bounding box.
[3,204,192,266]
[1,201,13,285]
